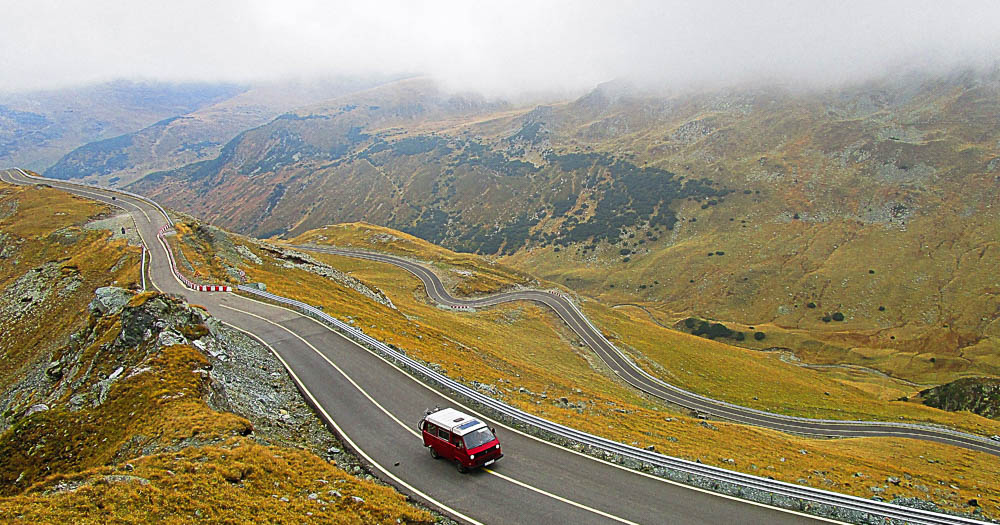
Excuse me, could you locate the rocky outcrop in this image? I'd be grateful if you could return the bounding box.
[921,377,1000,420]
[88,286,132,316]
[257,242,395,309]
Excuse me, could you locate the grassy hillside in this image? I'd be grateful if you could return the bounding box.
[128,71,1000,389]
[0,182,432,523]
[166,217,1000,519]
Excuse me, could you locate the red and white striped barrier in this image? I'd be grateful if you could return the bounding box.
[196,285,232,292]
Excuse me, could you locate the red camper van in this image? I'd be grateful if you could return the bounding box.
[419,408,502,472]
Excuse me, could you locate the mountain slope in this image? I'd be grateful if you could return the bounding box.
[129,70,1000,385]
[0,80,245,171]
[0,178,432,523]
[44,77,394,187]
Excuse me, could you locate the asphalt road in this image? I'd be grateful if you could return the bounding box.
[291,246,1000,457]
[0,169,822,523]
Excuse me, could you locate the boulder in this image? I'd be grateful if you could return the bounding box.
[89,287,132,316]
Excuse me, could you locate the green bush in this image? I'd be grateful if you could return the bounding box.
[832,312,845,322]
[753,331,766,341]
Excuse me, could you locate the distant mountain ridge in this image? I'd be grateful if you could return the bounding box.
[125,69,1000,384]
[43,77,394,187]
[0,80,245,170]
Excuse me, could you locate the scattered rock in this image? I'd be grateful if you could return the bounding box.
[25,403,49,416]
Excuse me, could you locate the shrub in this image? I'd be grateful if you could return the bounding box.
[684,318,697,329]
[821,315,832,323]
[619,248,631,256]
[832,312,845,322]
[806,302,816,309]
[753,331,766,341]
[715,251,724,256]
[693,321,734,339]
[622,257,630,263]
[735,332,745,341]
[878,306,885,311]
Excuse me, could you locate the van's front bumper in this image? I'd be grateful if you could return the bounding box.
[472,453,503,468]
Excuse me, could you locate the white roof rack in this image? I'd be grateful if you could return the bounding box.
[424,408,487,436]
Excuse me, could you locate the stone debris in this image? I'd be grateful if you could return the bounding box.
[258,243,395,310]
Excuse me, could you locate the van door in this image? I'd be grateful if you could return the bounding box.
[436,427,455,460]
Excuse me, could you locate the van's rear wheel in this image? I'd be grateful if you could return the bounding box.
[429,447,439,459]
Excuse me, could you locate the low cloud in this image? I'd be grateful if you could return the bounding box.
[2,0,998,95]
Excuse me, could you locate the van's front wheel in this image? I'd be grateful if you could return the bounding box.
[455,461,468,474]
[429,447,439,459]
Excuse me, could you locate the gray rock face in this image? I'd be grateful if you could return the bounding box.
[89,286,133,316]
[259,243,395,309]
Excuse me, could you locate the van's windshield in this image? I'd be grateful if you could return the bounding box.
[462,427,495,449]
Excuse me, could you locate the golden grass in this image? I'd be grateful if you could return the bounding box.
[170,220,1000,518]
[0,182,141,387]
[583,300,1000,436]
[502,191,1000,387]
[0,185,431,523]
[291,222,535,295]
[2,441,432,524]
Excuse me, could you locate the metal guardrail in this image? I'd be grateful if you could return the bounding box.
[7,167,984,524]
[235,284,986,525]
[299,245,1000,450]
[558,296,999,445]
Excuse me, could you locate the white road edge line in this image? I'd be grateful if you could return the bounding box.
[219,302,643,525]
[216,317,485,525]
[9,171,838,523]
[230,293,843,524]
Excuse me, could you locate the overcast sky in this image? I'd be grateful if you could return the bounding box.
[2,0,999,96]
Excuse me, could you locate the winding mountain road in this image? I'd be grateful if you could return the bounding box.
[0,169,823,523]
[293,245,1000,457]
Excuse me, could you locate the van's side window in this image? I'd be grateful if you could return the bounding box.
[438,428,450,440]
[426,423,438,435]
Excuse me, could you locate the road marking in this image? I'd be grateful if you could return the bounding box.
[16,171,984,519]
[483,468,640,525]
[228,294,841,524]
[216,318,484,525]
[308,246,1000,452]
[219,302,646,524]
